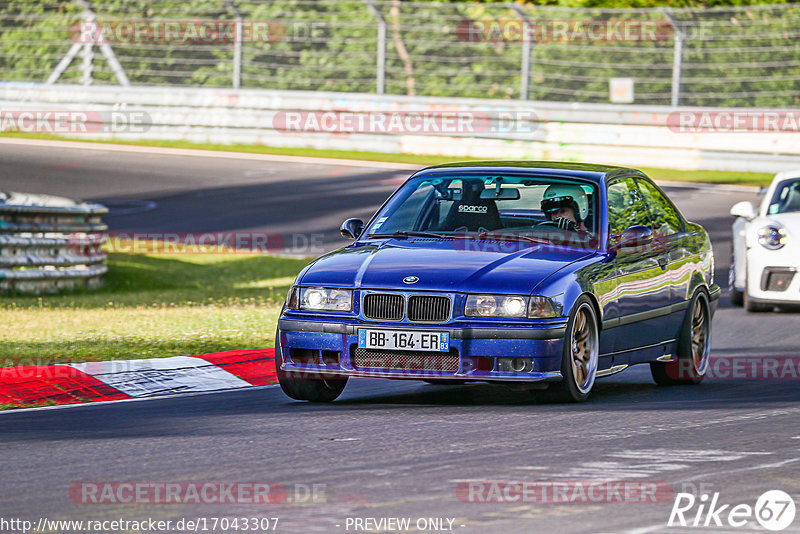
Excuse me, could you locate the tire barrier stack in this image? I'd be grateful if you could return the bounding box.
[0,192,108,293]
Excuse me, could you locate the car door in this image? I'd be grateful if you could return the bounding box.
[635,177,690,342]
[606,177,670,355]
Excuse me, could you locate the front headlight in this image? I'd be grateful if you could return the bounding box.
[298,287,352,311]
[465,294,559,318]
[758,226,788,250]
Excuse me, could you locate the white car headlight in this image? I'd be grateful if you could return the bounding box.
[758,225,788,250]
[465,294,559,318]
[298,287,353,311]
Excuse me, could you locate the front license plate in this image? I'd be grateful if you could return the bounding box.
[358,329,449,352]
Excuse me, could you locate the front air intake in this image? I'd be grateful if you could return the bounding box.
[363,293,405,321]
[407,295,451,323]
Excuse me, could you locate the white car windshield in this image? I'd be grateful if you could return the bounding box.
[768,179,800,214]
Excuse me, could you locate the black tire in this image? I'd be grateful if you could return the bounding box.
[744,289,770,313]
[540,296,599,403]
[730,287,743,307]
[651,290,710,385]
[423,379,466,385]
[742,262,771,312]
[729,256,743,307]
[275,331,348,402]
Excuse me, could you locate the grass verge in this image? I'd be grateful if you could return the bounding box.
[0,240,308,366]
[0,132,773,186]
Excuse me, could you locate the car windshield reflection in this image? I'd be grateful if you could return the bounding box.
[364,174,599,248]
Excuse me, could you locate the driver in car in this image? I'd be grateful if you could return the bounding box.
[540,184,591,235]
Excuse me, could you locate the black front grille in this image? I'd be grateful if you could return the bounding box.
[408,295,451,322]
[350,346,459,372]
[363,293,404,320]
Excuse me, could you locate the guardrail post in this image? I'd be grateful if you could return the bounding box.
[510,4,535,101]
[224,0,243,89]
[662,8,685,107]
[363,0,386,95]
[80,42,94,85]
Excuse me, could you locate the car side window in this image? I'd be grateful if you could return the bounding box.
[636,179,684,236]
[607,178,651,236]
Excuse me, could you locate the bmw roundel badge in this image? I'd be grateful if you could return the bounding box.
[403,276,419,284]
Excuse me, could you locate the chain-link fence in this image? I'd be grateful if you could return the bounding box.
[1,0,799,107]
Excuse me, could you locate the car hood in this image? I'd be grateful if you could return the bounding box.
[299,238,595,294]
[765,212,800,230]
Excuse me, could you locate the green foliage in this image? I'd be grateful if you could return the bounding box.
[0,0,797,106]
[0,246,309,364]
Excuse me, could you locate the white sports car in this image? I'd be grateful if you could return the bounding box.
[730,170,800,311]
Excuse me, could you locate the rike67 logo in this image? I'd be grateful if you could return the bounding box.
[669,490,796,531]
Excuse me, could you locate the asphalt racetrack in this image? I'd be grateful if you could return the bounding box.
[2,139,800,533]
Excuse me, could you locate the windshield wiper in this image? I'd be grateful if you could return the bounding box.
[366,231,449,239]
[473,232,545,244]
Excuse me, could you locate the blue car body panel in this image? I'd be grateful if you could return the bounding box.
[299,240,593,293]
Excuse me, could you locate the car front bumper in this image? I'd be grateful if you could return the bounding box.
[746,246,800,304]
[277,317,567,382]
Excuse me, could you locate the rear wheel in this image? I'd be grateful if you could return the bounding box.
[275,332,348,402]
[541,296,599,403]
[651,291,710,385]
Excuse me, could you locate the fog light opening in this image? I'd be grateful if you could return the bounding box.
[498,357,533,373]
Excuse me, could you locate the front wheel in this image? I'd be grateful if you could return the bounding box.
[275,332,348,402]
[730,287,743,307]
[743,261,772,312]
[651,290,710,385]
[541,296,599,403]
[729,254,743,306]
[744,284,771,313]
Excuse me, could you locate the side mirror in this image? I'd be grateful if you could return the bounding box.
[730,201,756,220]
[340,218,364,240]
[611,225,653,253]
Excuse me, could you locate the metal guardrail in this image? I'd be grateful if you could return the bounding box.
[1,84,799,173]
[0,192,108,293]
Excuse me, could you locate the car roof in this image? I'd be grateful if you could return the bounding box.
[413,161,642,184]
[774,169,800,182]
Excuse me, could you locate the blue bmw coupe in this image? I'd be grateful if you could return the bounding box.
[276,162,719,402]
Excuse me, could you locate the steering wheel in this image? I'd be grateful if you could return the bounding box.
[535,220,560,228]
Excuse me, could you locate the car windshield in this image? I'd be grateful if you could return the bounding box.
[365,174,599,248]
[768,178,800,214]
